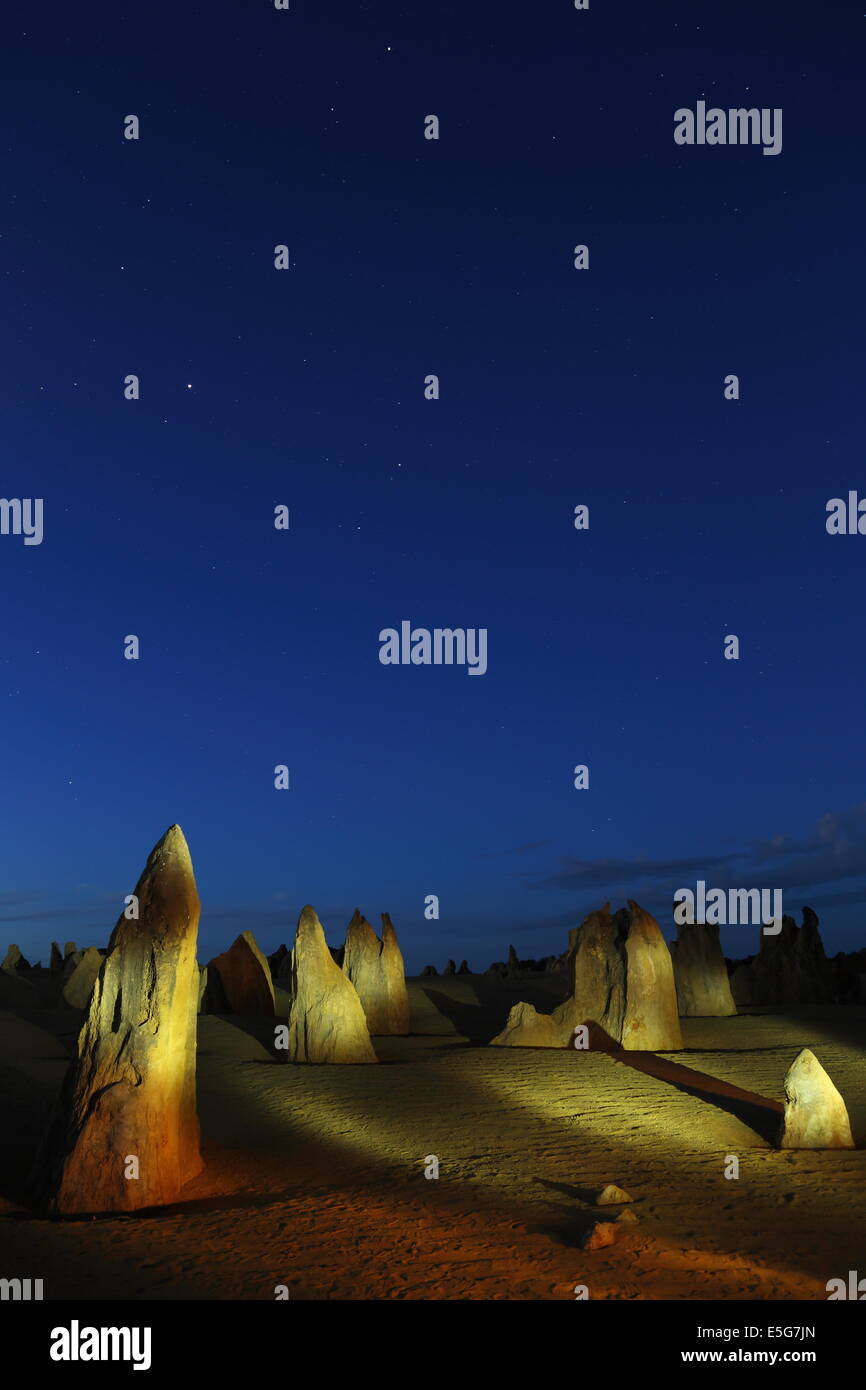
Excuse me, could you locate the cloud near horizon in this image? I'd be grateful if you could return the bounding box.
[529,803,866,906]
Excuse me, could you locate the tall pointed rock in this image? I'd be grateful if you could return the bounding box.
[621,901,682,1050]
[342,910,386,1032]
[380,913,410,1035]
[31,825,203,1214]
[288,906,377,1063]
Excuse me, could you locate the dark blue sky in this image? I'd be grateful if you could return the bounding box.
[3,0,865,972]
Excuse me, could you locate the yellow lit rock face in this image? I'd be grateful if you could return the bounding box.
[209,930,275,1016]
[380,914,411,1036]
[288,906,378,1064]
[32,824,203,1214]
[341,910,410,1036]
[672,921,737,1017]
[61,946,103,1010]
[778,1048,855,1149]
[491,901,682,1052]
[621,901,682,1051]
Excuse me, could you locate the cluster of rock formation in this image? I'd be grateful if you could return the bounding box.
[342,910,409,1035]
[491,901,683,1051]
[285,907,378,1063]
[193,904,411,1060]
[486,944,566,977]
[729,909,836,1006]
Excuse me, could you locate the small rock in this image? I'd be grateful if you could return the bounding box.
[596,1183,634,1206]
[580,1220,619,1250]
[616,1208,640,1225]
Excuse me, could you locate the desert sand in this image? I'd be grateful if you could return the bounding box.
[0,972,863,1300]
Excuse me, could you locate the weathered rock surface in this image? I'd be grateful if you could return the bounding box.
[286,906,377,1064]
[491,904,626,1049]
[621,902,683,1050]
[208,931,275,1015]
[2,944,29,974]
[732,909,835,1006]
[379,913,410,1035]
[596,1183,634,1206]
[777,1048,854,1150]
[581,1220,619,1250]
[31,824,203,1214]
[268,944,292,986]
[672,922,737,1017]
[50,942,64,974]
[61,947,104,1009]
[342,911,388,1033]
[199,965,228,1014]
[491,901,682,1051]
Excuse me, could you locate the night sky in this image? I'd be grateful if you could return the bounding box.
[3,0,865,973]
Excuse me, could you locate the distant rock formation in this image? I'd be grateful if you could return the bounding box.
[286,906,377,1063]
[31,824,203,1214]
[486,944,568,977]
[457,959,470,974]
[199,963,228,1014]
[2,944,29,974]
[61,947,104,1010]
[421,965,438,977]
[832,946,866,1004]
[64,941,76,958]
[50,942,64,975]
[443,959,456,976]
[730,909,834,1006]
[208,931,275,1015]
[491,902,682,1052]
[268,944,292,987]
[672,922,737,1017]
[777,1049,854,1149]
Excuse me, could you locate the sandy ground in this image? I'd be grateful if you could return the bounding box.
[0,974,864,1300]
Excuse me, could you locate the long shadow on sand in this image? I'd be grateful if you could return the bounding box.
[585,1024,783,1144]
